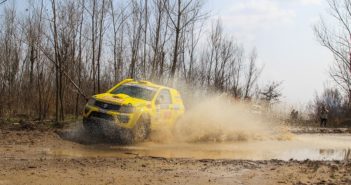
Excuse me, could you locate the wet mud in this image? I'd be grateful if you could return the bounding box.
[1,124,351,185]
[56,126,351,161]
[53,120,351,161]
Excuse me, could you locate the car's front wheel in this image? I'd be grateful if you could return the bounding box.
[83,118,102,135]
[132,115,150,143]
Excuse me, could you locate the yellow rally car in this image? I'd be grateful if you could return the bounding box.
[83,79,185,143]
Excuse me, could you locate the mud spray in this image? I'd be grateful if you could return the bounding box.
[149,94,294,144]
[56,91,351,160]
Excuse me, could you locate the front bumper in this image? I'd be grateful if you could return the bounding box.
[83,104,135,129]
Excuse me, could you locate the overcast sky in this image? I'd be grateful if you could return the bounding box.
[206,0,334,105]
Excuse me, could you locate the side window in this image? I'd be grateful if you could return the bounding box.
[156,89,172,105]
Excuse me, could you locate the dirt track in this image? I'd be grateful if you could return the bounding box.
[1,124,351,185]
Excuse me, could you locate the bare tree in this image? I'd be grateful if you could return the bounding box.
[182,10,204,84]
[50,0,61,121]
[260,81,283,108]
[127,0,144,78]
[75,0,85,117]
[49,0,88,121]
[244,49,262,98]
[149,0,169,81]
[164,0,205,81]
[187,19,259,100]
[142,0,149,78]
[21,0,50,119]
[0,6,21,115]
[96,0,107,93]
[110,0,128,83]
[314,0,351,105]
[0,0,270,120]
[229,45,244,98]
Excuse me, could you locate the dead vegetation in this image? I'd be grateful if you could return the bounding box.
[0,0,266,122]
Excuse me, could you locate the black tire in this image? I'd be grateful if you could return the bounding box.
[132,115,151,143]
[83,119,94,132]
[83,118,102,136]
[116,129,133,145]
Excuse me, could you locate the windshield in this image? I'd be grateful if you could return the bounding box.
[110,84,156,101]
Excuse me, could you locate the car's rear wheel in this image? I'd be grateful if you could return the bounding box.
[132,115,150,143]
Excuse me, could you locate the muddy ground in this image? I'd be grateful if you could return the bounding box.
[0,122,351,185]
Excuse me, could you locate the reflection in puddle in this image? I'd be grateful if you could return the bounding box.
[50,134,351,161]
[344,149,351,160]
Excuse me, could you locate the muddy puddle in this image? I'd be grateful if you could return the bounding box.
[51,133,351,161]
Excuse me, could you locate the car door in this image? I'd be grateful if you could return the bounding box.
[155,89,173,126]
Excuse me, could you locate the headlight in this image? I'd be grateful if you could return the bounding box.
[119,104,134,113]
[87,98,96,106]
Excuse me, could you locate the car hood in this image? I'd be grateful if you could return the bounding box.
[93,93,149,106]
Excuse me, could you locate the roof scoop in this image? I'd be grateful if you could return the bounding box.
[113,93,131,99]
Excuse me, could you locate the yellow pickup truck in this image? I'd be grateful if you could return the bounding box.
[83,79,185,143]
